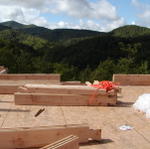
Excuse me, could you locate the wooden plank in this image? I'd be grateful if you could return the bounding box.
[0,124,101,149]
[0,74,61,94]
[14,92,117,106]
[18,84,109,95]
[0,84,19,94]
[113,74,150,85]
[61,81,82,85]
[0,74,60,80]
[40,135,79,149]
[0,95,14,128]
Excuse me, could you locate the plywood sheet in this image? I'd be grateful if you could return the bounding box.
[0,86,150,149]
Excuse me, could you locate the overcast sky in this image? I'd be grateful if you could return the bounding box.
[0,0,150,32]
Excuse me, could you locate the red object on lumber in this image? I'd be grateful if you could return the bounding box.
[90,81,118,92]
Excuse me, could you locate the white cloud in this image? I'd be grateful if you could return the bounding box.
[48,18,125,32]
[132,0,150,27]
[0,0,45,8]
[0,5,49,27]
[101,17,125,31]
[0,0,125,31]
[47,0,119,21]
[131,21,136,25]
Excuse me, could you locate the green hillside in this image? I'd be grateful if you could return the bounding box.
[0,21,150,81]
[111,25,150,38]
[0,21,102,42]
[0,25,10,31]
[0,21,25,29]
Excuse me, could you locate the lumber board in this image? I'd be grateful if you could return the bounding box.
[0,74,61,94]
[61,81,82,85]
[14,92,117,106]
[113,74,150,85]
[40,135,79,149]
[0,74,60,80]
[0,124,101,149]
[0,84,19,94]
[18,84,116,95]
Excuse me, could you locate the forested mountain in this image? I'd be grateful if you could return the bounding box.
[0,25,10,31]
[0,21,25,29]
[0,21,102,41]
[111,25,150,38]
[0,21,150,81]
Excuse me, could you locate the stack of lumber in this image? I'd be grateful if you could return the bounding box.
[15,84,117,106]
[113,74,150,85]
[0,74,60,94]
[0,124,101,149]
[40,135,79,149]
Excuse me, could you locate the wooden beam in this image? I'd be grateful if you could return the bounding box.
[19,84,119,96]
[18,84,107,95]
[0,74,60,80]
[40,135,79,149]
[0,124,101,149]
[61,81,82,85]
[15,92,117,106]
[113,74,150,85]
[0,84,19,94]
[0,74,60,86]
[0,75,61,94]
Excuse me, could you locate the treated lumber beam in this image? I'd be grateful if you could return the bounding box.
[18,84,114,95]
[0,84,19,94]
[0,74,60,80]
[14,92,117,106]
[0,74,60,85]
[40,135,79,149]
[61,81,82,85]
[113,74,150,85]
[0,124,101,149]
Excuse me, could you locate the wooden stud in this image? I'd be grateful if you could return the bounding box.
[0,124,101,149]
[14,92,117,106]
[15,84,117,106]
[40,135,79,149]
[0,74,60,80]
[113,74,150,85]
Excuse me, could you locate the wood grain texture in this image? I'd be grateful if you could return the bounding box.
[113,74,150,85]
[0,124,101,149]
[15,84,117,106]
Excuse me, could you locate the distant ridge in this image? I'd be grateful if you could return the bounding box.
[0,24,10,31]
[0,21,102,41]
[110,25,150,38]
[0,21,25,29]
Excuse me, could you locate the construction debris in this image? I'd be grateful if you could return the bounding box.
[133,94,150,118]
[0,66,7,74]
[34,108,45,117]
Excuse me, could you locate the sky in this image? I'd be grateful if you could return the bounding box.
[0,0,150,32]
